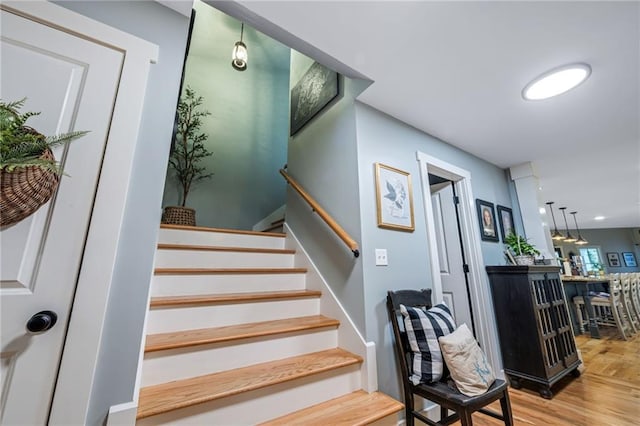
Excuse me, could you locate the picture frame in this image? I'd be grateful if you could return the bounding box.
[476,199,498,242]
[606,252,621,267]
[290,61,339,136]
[622,252,637,267]
[374,163,415,232]
[496,205,514,242]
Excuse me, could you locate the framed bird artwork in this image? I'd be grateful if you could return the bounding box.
[374,162,415,232]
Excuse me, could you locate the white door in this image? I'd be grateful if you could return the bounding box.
[0,9,123,424]
[430,181,474,331]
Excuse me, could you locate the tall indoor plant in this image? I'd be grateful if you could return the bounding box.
[162,86,213,226]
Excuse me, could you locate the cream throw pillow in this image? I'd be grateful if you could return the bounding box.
[438,323,495,396]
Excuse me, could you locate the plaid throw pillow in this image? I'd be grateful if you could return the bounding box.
[400,302,456,385]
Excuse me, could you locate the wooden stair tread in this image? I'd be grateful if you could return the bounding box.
[154,267,307,275]
[145,314,339,352]
[160,223,285,238]
[150,290,321,307]
[259,390,404,426]
[157,243,295,254]
[136,348,363,419]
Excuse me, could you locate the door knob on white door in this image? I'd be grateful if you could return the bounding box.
[26,311,57,333]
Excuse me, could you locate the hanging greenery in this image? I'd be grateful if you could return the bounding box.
[0,98,89,172]
[168,86,213,207]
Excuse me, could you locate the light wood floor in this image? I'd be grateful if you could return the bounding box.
[453,329,640,425]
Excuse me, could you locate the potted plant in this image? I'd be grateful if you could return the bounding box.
[1,98,88,227]
[504,232,540,265]
[162,86,213,226]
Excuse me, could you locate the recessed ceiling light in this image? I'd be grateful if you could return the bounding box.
[523,63,591,101]
[539,208,546,214]
[594,216,605,221]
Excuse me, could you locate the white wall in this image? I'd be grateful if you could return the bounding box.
[54,2,190,424]
[162,1,290,230]
[354,103,515,401]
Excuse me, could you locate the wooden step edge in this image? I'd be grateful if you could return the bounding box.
[154,267,307,276]
[144,315,339,353]
[136,348,363,420]
[150,290,322,308]
[160,223,286,238]
[258,390,404,426]
[156,243,295,254]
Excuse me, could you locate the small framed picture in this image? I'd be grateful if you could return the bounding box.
[374,163,415,232]
[496,205,514,242]
[476,199,498,242]
[622,252,637,267]
[607,252,621,267]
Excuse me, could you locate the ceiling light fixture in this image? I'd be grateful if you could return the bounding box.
[522,63,591,101]
[570,211,588,246]
[594,216,605,221]
[545,202,565,241]
[559,207,577,243]
[231,22,247,71]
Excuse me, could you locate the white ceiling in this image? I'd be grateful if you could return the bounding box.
[214,1,640,229]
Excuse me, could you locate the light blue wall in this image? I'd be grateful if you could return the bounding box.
[286,51,370,331]
[54,2,190,424]
[162,1,290,230]
[354,102,515,401]
[555,227,640,273]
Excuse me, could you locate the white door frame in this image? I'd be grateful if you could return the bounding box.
[416,151,502,373]
[2,2,158,424]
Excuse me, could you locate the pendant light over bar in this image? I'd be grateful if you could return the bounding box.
[570,211,589,245]
[559,207,577,243]
[545,202,565,241]
[232,22,247,71]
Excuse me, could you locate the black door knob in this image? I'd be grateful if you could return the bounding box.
[26,310,58,333]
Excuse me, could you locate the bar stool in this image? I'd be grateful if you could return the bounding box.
[621,275,639,333]
[573,279,632,340]
[630,274,640,323]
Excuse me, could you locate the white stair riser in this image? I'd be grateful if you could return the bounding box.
[141,329,338,386]
[154,250,294,268]
[146,298,320,334]
[151,273,306,297]
[158,229,285,249]
[136,366,362,425]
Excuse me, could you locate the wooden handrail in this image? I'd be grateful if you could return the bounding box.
[280,169,360,258]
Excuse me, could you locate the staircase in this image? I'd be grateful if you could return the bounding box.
[136,224,402,425]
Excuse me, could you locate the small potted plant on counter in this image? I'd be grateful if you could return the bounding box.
[504,232,540,265]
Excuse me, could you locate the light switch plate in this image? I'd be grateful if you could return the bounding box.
[375,249,388,266]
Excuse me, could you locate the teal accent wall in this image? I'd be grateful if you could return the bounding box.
[162,1,290,230]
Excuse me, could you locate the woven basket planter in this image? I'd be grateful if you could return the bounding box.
[162,206,196,226]
[0,148,60,227]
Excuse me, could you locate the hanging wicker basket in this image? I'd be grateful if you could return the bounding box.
[162,206,196,226]
[1,147,60,227]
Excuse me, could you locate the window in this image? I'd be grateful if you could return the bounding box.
[579,247,603,273]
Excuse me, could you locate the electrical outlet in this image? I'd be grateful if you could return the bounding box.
[375,249,388,266]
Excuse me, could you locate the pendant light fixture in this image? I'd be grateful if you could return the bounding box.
[570,211,588,245]
[231,22,247,71]
[559,207,577,242]
[545,202,565,241]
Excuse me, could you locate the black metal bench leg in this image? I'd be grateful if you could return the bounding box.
[500,391,514,426]
[460,408,473,426]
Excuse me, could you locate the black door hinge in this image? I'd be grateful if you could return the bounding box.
[463,264,470,273]
[453,195,460,205]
